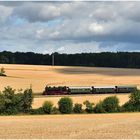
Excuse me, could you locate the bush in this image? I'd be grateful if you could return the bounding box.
[0,73,6,76]
[122,90,140,112]
[121,101,135,112]
[131,90,140,111]
[52,107,60,114]
[83,100,94,113]
[0,86,33,115]
[0,94,6,114]
[42,101,53,114]
[73,103,83,113]
[58,97,73,114]
[20,88,33,112]
[94,101,105,113]
[30,107,44,115]
[2,86,20,114]
[102,96,119,113]
[0,67,6,76]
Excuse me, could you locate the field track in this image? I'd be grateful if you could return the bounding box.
[0,113,139,139]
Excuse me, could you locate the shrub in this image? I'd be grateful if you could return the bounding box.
[30,107,44,115]
[58,97,73,114]
[2,86,19,114]
[52,107,60,114]
[20,88,33,112]
[131,90,140,111]
[83,100,94,113]
[73,103,83,113]
[42,101,53,114]
[0,86,33,115]
[122,90,140,112]
[102,96,119,113]
[0,94,6,114]
[121,101,135,112]
[0,67,6,76]
[94,101,105,113]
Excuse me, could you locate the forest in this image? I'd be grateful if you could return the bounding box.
[0,51,140,68]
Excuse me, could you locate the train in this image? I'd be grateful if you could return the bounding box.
[43,85,137,95]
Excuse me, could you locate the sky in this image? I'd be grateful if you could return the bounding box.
[0,1,140,54]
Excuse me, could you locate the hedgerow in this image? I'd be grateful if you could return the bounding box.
[0,87,140,115]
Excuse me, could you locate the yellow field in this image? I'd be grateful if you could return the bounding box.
[33,94,129,108]
[1,64,140,92]
[0,64,140,108]
[0,113,139,139]
[0,64,140,139]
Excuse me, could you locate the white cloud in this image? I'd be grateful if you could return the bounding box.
[49,31,60,38]
[36,29,44,39]
[0,2,140,53]
[89,23,104,34]
[57,46,65,52]
[0,5,13,22]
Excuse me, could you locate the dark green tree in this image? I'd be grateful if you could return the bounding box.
[20,88,33,112]
[58,97,73,114]
[83,100,94,113]
[94,101,105,113]
[73,103,83,113]
[42,101,53,114]
[122,90,140,111]
[102,96,119,113]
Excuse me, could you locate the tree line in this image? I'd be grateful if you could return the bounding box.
[1,51,140,68]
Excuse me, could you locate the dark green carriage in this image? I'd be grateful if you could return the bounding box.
[116,85,137,93]
[68,87,92,94]
[93,86,115,94]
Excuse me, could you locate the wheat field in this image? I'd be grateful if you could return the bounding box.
[1,64,140,92]
[0,64,140,139]
[0,113,140,139]
[1,64,140,108]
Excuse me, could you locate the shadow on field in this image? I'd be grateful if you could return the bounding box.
[7,76,23,79]
[55,67,140,76]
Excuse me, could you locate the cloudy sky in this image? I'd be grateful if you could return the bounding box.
[0,1,140,54]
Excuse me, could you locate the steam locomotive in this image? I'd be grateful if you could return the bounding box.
[43,85,137,95]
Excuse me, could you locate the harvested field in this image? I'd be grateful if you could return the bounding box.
[0,64,140,108]
[0,113,140,139]
[1,64,140,92]
[0,64,140,139]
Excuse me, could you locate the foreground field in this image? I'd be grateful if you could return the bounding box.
[33,94,129,108]
[0,113,139,139]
